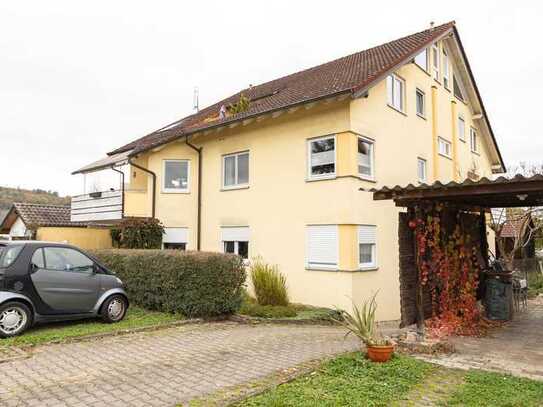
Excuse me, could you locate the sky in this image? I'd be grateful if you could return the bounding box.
[1,1,542,196]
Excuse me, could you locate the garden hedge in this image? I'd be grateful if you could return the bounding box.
[90,249,246,317]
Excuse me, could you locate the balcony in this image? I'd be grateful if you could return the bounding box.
[71,190,123,223]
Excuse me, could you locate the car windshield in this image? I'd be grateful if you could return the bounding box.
[0,245,24,268]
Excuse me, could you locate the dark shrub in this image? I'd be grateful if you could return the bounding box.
[110,218,164,249]
[91,249,246,317]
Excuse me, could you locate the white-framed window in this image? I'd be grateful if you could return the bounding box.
[442,48,450,89]
[357,136,374,179]
[432,43,440,81]
[414,48,428,71]
[308,135,336,179]
[458,116,466,142]
[163,160,190,193]
[470,128,478,153]
[386,74,405,112]
[438,137,452,158]
[306,225,338,270]
[417,157,427,183]
[453,74,465,101]
[415,88,425,117]
[162,227,188,251]
[358,225,377,269]
[221,226,249,259]
[223,151,249,189]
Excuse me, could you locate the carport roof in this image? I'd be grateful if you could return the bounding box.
[368,174,543,208]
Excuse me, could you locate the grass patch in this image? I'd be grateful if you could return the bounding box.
[239,295,337,321]
[236,353,433,407]
[447,370,543,406]
[0,306,184,347]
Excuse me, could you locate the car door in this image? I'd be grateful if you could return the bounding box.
[30,247,100,313]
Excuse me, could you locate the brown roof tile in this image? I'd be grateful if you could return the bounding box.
[110,22,456,156]
[11,203,88,228]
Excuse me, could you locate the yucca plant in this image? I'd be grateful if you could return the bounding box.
[333,293,391,346]
[250,257,289,306]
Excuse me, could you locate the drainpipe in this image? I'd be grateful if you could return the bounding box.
[185,136,202,251]
[128,158,157,219]
[110,166,125,219]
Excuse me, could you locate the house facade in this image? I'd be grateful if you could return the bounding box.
[72,22,504,321]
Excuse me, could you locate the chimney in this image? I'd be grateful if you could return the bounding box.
[429,21,435,32]
[193,87,199,112]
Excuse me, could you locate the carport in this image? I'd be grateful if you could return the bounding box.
[368,174,543,334]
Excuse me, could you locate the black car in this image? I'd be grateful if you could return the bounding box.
[0,241,128,337]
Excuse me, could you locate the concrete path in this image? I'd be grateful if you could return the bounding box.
[417,299,543,381]
[0,322,358,406]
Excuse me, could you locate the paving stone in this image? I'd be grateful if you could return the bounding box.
[0,322,358,406]
[416,300,543,381]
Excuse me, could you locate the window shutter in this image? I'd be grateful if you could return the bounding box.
[163,227,188,243]
[306,225,338,268]
[221,226,250,242]
[358,225,376,244]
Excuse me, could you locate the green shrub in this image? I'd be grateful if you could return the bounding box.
[91,249,246,317]
[250,257,289,306]
[240,302,297,318]
[110,218,164,249]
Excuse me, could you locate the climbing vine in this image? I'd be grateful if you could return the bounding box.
[410,203,483,338]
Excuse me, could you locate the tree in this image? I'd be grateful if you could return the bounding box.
[488,162,543,271]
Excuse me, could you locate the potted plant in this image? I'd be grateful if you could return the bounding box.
[334,293,394,362]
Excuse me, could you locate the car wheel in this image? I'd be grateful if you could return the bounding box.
[101,295,127,323]
[0,302,32,338]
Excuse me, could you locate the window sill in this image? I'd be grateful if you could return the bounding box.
[306,266,339,272]
[416,113,427,120]
[459,138,466,143]
[471,151,480,156]
[221,185,250,192]
[359,266,379,272]
[306,175,336,182]
[161,190,190,194]
[357,174,376,183]
[387,104,407,116]
[438,153,452,161]
[412,63,431,76]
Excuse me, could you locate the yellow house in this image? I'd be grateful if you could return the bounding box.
[72,22,505,321]
[0,203,112,249]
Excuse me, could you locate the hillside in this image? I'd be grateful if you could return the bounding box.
[0,187,70,221]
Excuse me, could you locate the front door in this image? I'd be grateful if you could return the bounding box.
[30,247,100,313]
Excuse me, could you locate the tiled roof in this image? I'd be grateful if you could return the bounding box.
[11,203,87,228]
[500,219,527,238]
[110,22,456,156]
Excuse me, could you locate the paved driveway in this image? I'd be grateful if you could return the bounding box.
[0,322,358,406]
[418,299,543,381]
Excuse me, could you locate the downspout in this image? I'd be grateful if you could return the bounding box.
[110,166,125,219]
[128,158,157,219]
[185,136,202,251]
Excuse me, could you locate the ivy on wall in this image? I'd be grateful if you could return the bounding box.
[410,203,483,337]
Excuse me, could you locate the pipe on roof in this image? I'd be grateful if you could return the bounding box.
[128,159,156,219]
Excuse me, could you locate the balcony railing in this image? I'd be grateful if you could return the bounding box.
[71,190,123,222]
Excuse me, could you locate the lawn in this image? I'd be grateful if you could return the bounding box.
[236,354,543,407]
[236,353,432,407]
[0,306,184,347]
[448,370,543,407]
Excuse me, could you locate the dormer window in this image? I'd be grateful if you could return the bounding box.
[453,74,466,102]
[442,49,450,89]
[414,48,428,71]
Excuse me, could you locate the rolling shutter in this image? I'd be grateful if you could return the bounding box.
[221,226,250,242]
[306,225,338,269]
[358,225,376,244]
[163,227,188,243]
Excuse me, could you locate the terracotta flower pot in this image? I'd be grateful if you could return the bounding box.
[366,344,394,362]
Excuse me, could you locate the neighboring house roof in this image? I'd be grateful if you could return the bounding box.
[500,217,532,238]
[107,21,506,165]
[0,203,88,231]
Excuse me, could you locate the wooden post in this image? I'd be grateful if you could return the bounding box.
[412,207,425,338]
[479,210,489,268]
